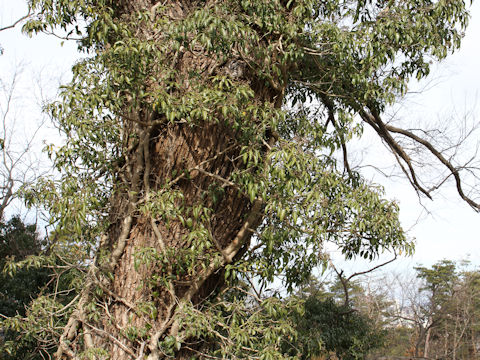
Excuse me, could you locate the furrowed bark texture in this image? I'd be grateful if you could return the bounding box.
[56,1,284,359]
[102,124,254,360]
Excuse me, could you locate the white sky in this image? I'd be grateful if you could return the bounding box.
[1,1,479,273]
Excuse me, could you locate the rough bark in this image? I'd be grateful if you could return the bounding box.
[55,1,284,359]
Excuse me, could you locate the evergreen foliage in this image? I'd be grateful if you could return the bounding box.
[290,285,385,360]
[0,0,476,358]
[0,217,48,360]
[0,216,46,317]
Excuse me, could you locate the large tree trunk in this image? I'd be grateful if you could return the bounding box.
[56,1,284,359]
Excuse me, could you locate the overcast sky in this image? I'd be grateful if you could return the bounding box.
[1,1,479,274]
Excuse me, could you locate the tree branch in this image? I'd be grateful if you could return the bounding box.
[384,123,480,211]
[320,95,353,177]
[346,251,398,281]
[359,108,433,199]
[0,11,31,32]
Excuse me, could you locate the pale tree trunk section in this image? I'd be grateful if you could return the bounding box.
[424,326,431,358]
[55,0,284,359]
[471,329,478,358]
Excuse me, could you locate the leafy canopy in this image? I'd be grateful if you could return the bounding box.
[22,0,467,285]
[8,0,472,358]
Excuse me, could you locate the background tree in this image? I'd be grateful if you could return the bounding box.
[0,52,83,359]
[413,260,480,359]
[1,0,477,359]
[460,267,480,359]
[370,260,480,360]
[289,276,386,360]
[0,224,89,360]
[0,216,47,318]
[0,216,52,360]
[0,63,48,221]
[414,260,458,358]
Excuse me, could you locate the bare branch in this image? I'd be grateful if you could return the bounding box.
[384,123,480,211]
[359,108,433,199]
[0,11,31,32]
[330,252,397,307]
[83,322,137,358]
[346,252,398,281]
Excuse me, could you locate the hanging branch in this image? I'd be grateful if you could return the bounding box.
[320,95,353,177]
[360,106,480,212]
